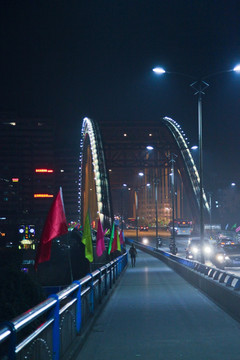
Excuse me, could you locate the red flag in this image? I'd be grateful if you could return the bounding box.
[96,218,106,257]
[34,188,68,270]
[111,229,121,253]
[119,230,125,244]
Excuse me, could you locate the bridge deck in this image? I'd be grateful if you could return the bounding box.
[75,248,240,360]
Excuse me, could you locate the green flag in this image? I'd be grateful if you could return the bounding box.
[117,230,121,251]
[231,223,237,230]
[82,213,93,262]
[108,222,115,254]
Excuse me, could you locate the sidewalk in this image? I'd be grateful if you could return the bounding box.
[75,248,240,360]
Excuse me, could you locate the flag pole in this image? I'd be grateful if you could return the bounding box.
[67,231,73,283]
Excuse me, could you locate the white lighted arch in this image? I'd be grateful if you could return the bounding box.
[79,117,104,223]
[163,116,210,214]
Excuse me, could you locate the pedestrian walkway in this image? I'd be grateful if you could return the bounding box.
[75,248,240,360]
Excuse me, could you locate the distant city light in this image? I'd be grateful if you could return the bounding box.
[35,169,54,173]
[231,182,236,187]
[146,145,154,150]
[34,194,54,198]
[123,133,127,137]
[12,178,19,182]
[3,122,16,126]
[191,145,198,150]
[138,172,144,177]
[149,133,153,137]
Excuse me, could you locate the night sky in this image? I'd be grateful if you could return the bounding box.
[1,1,240,191]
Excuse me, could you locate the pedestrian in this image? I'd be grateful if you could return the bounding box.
[129,244,137,267]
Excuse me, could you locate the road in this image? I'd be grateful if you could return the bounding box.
[124,228,240,277]
[76,248,240,360]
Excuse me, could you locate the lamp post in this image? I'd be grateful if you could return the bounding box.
[169,153,177,254]
[153,64,240,263]
[135,172,144,242]
[208,192,212,237]
[121,183,127,231]
[146,145,160,249]
[135,188,139,242]
[154,178,160,248]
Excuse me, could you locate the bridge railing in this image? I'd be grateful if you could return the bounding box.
[0,252,128,360]
[128,239,240,322]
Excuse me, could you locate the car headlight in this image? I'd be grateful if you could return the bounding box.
[192,246,199,254]
[216,254,225,262]
[204,246,212,254]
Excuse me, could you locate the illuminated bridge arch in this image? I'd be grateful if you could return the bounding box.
[162,116,210,216]
[78,117,112,229]
[96,117,210,226]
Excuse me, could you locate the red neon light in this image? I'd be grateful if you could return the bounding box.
[12,178,19,182]
[35,169,54,173]
[34,194,54,198]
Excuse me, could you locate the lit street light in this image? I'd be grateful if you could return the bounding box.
[153,64,240,263]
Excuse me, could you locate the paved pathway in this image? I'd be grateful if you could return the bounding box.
[75,248,240,360]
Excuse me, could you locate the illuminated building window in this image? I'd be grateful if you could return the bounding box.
[35,169,54,173]
[34,194,54,198]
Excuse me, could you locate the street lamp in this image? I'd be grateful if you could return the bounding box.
[135,172,144,242]
[121,184,128,231]
[153,64,240,263]
[169,153,177,255]
[146,145,160,249]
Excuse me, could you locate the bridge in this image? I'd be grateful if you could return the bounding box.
[2,117,240,359]
[1,241,240,359]
[79,116,210,231]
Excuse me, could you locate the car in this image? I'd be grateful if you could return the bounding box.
[218,238,235,247]
[221,244,240,267]
[140,226,148,231]
[186,239,213,260]
[211,247,228,269]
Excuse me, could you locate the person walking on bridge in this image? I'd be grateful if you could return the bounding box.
[129,244,137,267]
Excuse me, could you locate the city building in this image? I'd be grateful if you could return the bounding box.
[0,114,56,243]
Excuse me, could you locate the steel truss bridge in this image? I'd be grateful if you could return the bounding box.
[79,116,210,229]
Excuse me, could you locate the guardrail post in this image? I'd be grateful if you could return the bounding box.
[88,274,94,314]
[113,261,116,284]
[116,258,119,279]
[98,269,102,304]
[104,265,108,294]
[109,263,112,289]
[48,294,60,360]
[2,321,16,360]
[72,280,82,334]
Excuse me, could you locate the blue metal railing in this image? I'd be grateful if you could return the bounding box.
[0,252,128,360]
